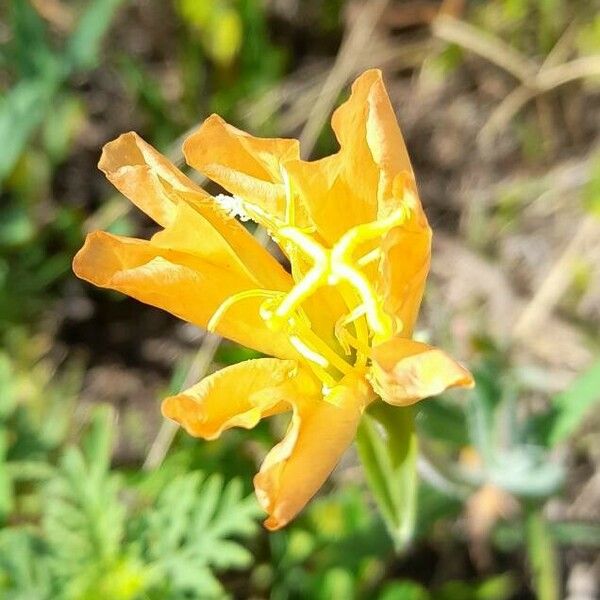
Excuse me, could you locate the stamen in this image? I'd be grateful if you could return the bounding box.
[334,304,367,355]
[334,263,392,338]
[215,193,285,234]
[294,321,353,375]
[289,336,345,390]
[337,286,370,369]
[337,329,371,359]
[289,335,329,368]
[208,289,284,332]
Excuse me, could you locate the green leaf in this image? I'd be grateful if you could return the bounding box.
[0,78,60,183]
[356,403,418,552]
[6,0,55,78]
[318,568,355,600]
[525,510,560,600]
[416,397,468,447]
[0,528,53,599]
[495,519,600,550]
[550,521,600,547]
[65,0,125,71]
[379,580,430,600]
[433,573,516,600]
[486,447,563,498]
[137,471,262,597]
[466,360,511,461]
[204,6,243,67]
[547,358,600,446]
[0,427,14,522]
[42,405,130,597]
[42,94,86,164]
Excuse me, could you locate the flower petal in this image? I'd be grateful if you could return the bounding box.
[162,359,316,440]
[285,69,416,245]
[72,231,297,359]
[150,199,292,291]
[183,114,301,224]
[371,337,474,406]
[100,132,292,292]
[284,154,375,246]
[254,374,373,530]
[99,131,210,227]
[381,188,432,336]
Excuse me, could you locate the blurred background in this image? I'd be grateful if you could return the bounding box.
[1,0,600,598]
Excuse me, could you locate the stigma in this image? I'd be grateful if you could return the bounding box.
[207,190,413,390]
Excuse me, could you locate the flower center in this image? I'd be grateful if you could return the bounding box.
[208,171,412,391]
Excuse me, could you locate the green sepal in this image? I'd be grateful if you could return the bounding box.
[356,401,417,552]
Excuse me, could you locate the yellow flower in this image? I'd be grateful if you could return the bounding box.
[73,69,474,530]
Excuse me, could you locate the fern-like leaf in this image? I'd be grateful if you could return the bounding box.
[137,471,262,598]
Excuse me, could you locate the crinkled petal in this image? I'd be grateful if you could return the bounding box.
[162,359,316,440]
[285,69,417,245]
[284,154,375,246]
[183,114,302,225]
[380,183,432,336]
[371,337,474,406]
[72,231,297,359]
[99,131,210,227]
[151,199,292,291]
[99,132,290,290]
[254,374,373,530]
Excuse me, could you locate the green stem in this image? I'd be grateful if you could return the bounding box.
[525,507,560,600]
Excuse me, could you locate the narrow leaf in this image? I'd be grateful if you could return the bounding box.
[0,427,14,521]
[0,77,59,183]
[65,0,125,71]
[356,403,417,552]
[526,510,560,600]
[548,358,600,446]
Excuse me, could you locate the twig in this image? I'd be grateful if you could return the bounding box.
[431,15,535,83]
[432,16,600,148]
[478,86,536,146]
[512,216,600,342]
[299,0,390,156]
[536,56,600,91]
[143,333,221,470]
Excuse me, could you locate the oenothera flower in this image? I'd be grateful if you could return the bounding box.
[73,69,473,529]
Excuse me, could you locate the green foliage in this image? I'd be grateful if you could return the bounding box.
[464,357,564,498]
[264,485,393,599]
[1,1,598,598]
[0,402,263,599]
[65,0,126,71]
[43,406,133,599]
[0,0,124,182]
[379,574,516,600]
[0,0,126,331]
[177,0,243,67]
[0,528,53,600]
[356,404,418,552]
[473,0,595,55]
[583,153,600,216]
[544,359,600,446]
[135,472,261,597]
[525,510,559,600]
